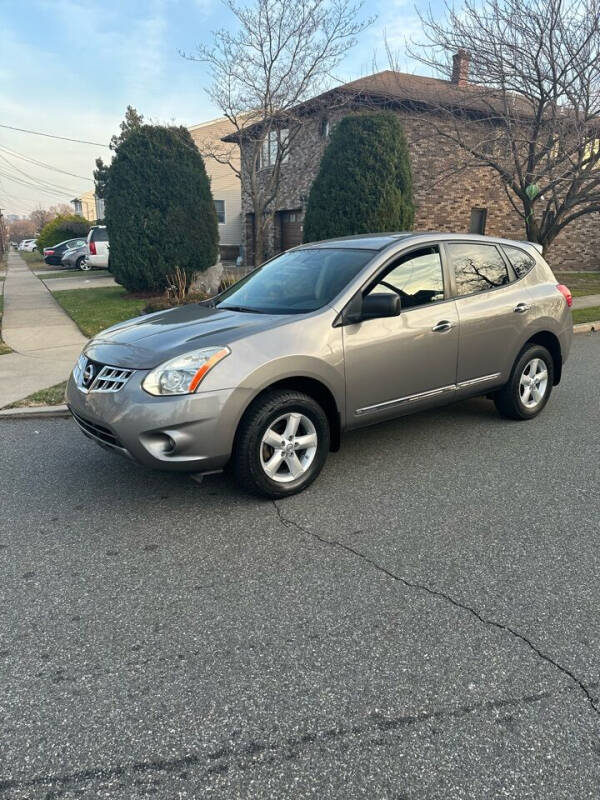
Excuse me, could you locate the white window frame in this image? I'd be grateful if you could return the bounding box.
[214,199,226,225]
[260,128,289,168]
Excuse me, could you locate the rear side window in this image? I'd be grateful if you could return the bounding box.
[502,245,536,278]
[92,228,108,242]
[446,243,510,297]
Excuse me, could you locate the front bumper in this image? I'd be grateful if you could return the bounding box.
[66,369,245,473]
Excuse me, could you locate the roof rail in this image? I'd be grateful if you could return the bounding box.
[521,241,543,254]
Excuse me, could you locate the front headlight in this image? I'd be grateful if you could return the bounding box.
[142,346,231,396]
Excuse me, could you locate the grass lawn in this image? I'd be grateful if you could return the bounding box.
[0,296,12,355]
[20,250,46,267]
[555,271,600,297]
[572,306,600,325]
[52,286,147,337]
[5,381,68,409]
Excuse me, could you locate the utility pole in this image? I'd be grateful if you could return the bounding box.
[0,209,6,257]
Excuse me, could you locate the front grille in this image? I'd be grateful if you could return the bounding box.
[92,365,134,392]
[70,408,124,450]
[73,354,134,393]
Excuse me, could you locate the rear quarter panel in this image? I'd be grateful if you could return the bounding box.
[525,262,573,363]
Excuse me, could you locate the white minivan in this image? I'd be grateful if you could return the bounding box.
[84,226,109,270]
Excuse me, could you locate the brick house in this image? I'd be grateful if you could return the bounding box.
[230,53,600,270]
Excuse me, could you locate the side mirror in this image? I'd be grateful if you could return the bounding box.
[337,292,401,326]
[361,293,401,320]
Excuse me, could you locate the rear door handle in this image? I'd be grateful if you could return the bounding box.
[513,302,531,313]
[432,320,454,332]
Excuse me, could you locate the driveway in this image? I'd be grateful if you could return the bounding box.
[0,334,599,798]
[39,273,117,292]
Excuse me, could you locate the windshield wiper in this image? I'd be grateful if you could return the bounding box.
[217,304,267,314]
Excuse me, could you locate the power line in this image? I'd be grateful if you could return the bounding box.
[0,152,80,196]
[0,123,110,148]
[0,169,78,199]
[0,144,94,182]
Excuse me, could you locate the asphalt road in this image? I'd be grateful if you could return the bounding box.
[1,334,599,799]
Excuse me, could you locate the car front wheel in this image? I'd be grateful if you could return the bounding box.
[494,344,554,420]
[79,258,92,271]
[233,390,330,498]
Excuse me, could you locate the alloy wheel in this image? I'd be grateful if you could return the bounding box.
[259,412,318,483]
[519,357,548,409]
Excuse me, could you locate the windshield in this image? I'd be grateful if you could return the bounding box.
[216,248,375,314]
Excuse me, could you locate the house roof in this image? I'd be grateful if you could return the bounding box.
[221,69,530,142]
[329,69,509,114]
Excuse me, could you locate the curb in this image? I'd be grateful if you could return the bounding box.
[573,321,600,334]
[0,404,70,420]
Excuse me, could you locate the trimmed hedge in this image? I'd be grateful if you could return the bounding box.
[36,215,90,251]
[303,112,414,242]
[105,125,219,292]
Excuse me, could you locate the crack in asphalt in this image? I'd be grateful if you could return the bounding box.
[272,501,600,718]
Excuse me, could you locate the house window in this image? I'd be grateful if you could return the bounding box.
[320,118,330,138]
[260,128,289,168]
[469,207,487,235]
[214,200,225,224]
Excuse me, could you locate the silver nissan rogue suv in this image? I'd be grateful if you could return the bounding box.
[67,232,573,497]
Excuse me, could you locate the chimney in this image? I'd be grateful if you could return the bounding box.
[451,49,471,87]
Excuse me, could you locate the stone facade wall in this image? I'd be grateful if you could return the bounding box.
[240,107,600,271]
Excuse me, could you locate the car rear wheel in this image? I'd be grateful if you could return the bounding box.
[233,390,330,498]
[494,344,554,420]
[79,257,91,271]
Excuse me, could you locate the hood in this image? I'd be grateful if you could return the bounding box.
[83,304,287,368]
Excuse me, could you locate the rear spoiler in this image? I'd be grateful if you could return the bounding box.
[521,241,543,254]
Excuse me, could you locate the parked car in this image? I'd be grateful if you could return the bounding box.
[18,239,37,251]
[61,244,89,271]
[67,232,573,498]
[85,225,109,269]
[43,238,88,266]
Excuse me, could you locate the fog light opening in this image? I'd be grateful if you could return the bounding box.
[163,434,176,454]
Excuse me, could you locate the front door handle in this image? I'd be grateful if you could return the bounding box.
[513,302,531,313]
[432,320,454,332]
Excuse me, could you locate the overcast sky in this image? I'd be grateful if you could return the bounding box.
[1,0,441,216]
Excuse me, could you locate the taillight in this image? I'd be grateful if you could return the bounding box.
[89,241,96,255]
[556,284,572,307]
[45,249,54,255]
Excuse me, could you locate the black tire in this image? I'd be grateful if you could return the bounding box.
[76,256,86,270]
[233,390,330,498]
[494,344,554,420]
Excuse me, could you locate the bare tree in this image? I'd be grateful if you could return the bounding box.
[29,206,56,232]
[8,218,37,242]
[185,0,373,263]
[400,0,600,252]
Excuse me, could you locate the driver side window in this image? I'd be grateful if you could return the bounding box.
[369,247,445,309]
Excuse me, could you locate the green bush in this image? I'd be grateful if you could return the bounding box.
[303,112,414,242]
[105,125,219,292]
[36,214,90,251]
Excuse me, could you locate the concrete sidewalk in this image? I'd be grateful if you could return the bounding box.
[0,252,87,408]
[572,293,600,309]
